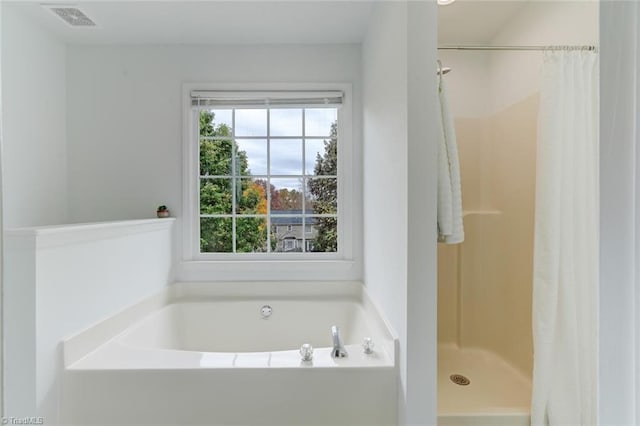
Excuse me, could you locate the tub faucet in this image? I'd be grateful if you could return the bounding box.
[331,325,348,358]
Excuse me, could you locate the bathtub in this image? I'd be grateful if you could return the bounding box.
[61,281,398,426]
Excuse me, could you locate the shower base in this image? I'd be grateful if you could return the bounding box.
[438,343,531,426]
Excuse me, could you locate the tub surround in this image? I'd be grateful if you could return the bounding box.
[62,281,398,426]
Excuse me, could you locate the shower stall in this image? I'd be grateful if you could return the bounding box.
[436,1,598,424]
[437,51,537,423]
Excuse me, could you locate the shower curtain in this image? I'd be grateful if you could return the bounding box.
[531,50,599,426]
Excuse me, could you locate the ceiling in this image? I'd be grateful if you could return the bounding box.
[438,0,529,45]
[6,1,375,45]
[8,0,531,46]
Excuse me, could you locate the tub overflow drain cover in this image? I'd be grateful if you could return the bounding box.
[260,305,273,318]
[450,374,470,386]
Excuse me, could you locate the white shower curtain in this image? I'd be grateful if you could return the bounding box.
[531,50,599,426]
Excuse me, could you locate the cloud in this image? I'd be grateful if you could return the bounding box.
[210,109,233,128]
[235,109,267,136]
[270,109,302,136]
[271,139,302,175]
[209,107,335,181]
[305,139,325,175]
[305,108,336,136]
[236,139,267,175]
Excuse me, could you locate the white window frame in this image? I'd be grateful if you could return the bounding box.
[181,83,354,270]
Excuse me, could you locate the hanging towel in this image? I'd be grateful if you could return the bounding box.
[437,79,464,244]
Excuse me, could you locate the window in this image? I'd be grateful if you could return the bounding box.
[284,239,296,251]
[187,88,347,259]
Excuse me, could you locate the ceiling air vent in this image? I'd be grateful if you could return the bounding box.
[47,6,96,27]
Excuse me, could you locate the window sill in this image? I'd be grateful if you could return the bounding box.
[175,259,359,282]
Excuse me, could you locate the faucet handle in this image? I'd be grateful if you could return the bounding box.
[362,337,375,354]
[300,343,313,362]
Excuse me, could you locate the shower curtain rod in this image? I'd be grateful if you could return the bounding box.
[438,45,596,51]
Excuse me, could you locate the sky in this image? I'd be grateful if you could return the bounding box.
[210,108,337,191]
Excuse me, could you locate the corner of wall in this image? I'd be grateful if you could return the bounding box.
[406,2,438,424]
[2,4,69,228]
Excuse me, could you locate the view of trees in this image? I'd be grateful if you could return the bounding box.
[253,179,303,211]
[308,122,338,252]
[199,111,267,253]
[199,110,337,253]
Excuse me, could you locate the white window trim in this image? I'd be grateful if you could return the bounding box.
[181,82,355,275]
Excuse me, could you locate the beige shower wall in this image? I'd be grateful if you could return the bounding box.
[438,94,538,377]
[437,116,490,344]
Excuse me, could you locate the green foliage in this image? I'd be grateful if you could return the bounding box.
[199,111,267,253]
[236,218,267,253]
[200,179,232,214]
[200,218,232,253]
[308,122,338,252]
[313,217,337,252]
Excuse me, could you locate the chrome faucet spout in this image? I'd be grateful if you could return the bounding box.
[331,325,348,358]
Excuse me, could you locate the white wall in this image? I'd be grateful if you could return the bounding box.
[66,44,363,281]
[1,4,68,228]
[362,0,407,366]
[363,1,408,417]
[406,2,438,424]
[599,2,639,424]
[436,53,491,119]
[489,0,598,113]
[0,0,5,417]
[4,219,174,424]
[363,2,438,424]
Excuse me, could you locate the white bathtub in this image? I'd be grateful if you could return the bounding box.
[62,281,398,425]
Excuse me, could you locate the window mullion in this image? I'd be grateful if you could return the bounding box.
[266,108,272,253]
[196,109,203,255]
[302,108,307,252]
[232,109,237,254]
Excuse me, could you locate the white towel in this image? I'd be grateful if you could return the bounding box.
[437,79,464,244]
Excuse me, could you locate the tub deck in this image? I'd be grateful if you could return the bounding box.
[68,339,394,370]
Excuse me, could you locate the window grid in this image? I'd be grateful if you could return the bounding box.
[266,108,272,253]
[200,136,332,141]
[198,107,338,254]
[301,108,306,253]
[231,110,237,253]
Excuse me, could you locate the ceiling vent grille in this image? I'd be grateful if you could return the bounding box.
[48,7,96,27]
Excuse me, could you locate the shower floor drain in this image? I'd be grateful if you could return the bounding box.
[450,374,470,386]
